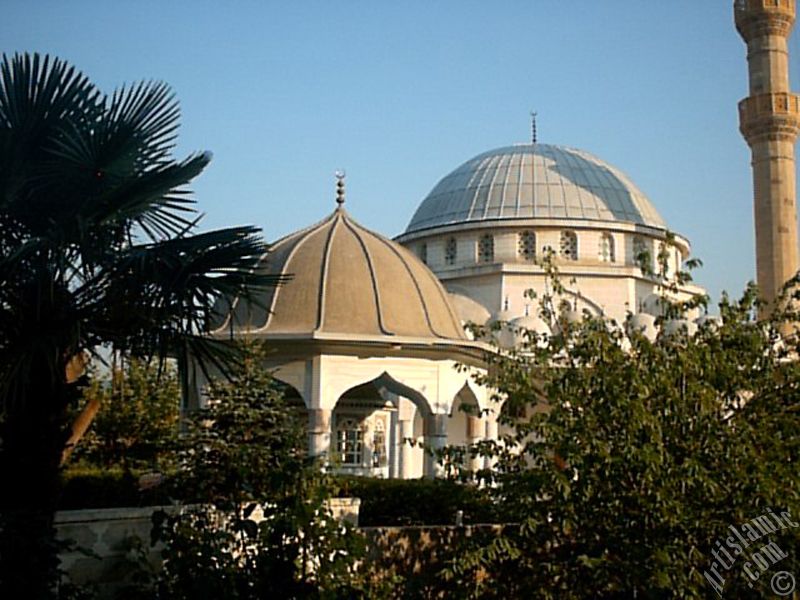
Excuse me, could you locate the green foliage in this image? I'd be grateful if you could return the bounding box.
[59,466,170,510]
[71,358,180,470]
[442,283,800,598]
[335,476,498,527]
[145,343,369,599]
[0,53,276,597]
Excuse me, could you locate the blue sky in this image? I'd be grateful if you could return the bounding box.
[4,1,798,304]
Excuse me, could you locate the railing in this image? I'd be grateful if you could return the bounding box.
[739,92,800,140]
[739,92,800,121]
[734,0,795,14]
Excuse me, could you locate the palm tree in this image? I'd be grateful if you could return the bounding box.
[0,53,278,597]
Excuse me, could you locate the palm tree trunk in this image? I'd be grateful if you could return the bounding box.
[0,368,73,598]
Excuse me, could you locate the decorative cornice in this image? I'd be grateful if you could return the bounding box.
[735,0,796,40]
[739,92,800,143]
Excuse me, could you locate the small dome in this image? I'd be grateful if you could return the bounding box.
[662,319,698,338]
[492,314,551,349]
[448,292,491,326]
[213,208,468,343]
[406,143,665,233]
[695,314,722,330]
[627,313,658,342]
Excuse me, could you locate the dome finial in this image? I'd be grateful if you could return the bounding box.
[335,170,346,207]
[530,111,538,144]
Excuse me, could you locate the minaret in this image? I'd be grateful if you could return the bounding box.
[736,0,800,307]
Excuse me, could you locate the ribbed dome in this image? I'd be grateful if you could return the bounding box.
[406,143,665,233]
[212,207,468,342]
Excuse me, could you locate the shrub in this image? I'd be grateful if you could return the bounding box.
[58,466,171,510]
[334,476,498,527]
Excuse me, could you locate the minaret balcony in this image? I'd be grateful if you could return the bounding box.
[735,0,795,39]
[739,92,800,142]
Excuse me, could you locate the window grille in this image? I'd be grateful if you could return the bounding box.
[336,417,364,466]
[518,231,536,261]
[478,234,494,263]
[444,237,457,265]
[598,233,614,262]
[560,231,578,261]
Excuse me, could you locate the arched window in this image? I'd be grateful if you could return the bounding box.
[518,231,536,261]
[633,236,650,270]
[598,233,615,263]
[371,419,387,467]
[478,234,494,263]
[418,242,428,265]
[444,237,457,266]
[336,417,364,466]
[560,231,578,261]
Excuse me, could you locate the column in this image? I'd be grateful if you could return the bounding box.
[466,413,484,473]
[483,411,499,471]
[424,413,448,479]
[389,408,399,479]
[308,408,332,460]
[396,418,413,479]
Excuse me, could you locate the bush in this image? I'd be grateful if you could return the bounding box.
[334,476,498,527]
[69,359,180,471]
[59,466,171,510]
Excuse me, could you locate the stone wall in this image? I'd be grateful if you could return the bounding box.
[55,498,361,597]
[55,506,166,597]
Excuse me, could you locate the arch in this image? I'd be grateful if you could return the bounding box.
[448,382,481,418]
[370,371,433,418]
[270,378,306,409]
[332,371,433,479]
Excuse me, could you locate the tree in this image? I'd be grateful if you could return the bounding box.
[144,343,368,600]
[69,358,180,470]
[0,53,277,598]
[441,283,800,598]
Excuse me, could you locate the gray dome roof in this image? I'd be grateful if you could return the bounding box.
[405,143,666,233]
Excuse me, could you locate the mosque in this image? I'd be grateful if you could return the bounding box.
[187,0,800,480]
[192,142,705,480]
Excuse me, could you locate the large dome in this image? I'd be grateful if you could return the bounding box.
[211,206,471,344]
[405,143,666,233]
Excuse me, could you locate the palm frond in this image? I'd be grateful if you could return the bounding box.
[80,226,285,348]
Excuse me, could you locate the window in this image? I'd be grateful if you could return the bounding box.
[518,231,536,261]
[371,419,387,467]
[444,237,457,266]
[560,231,578,261]
[633,236,650,269]
[418,242,428,265]
[598,233,615,263]
[478,234,494,263]
[336,417,364,466]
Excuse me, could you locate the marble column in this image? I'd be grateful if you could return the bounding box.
[466,413,484,473]
[424,413,448,479]
[483,411,499,471]
[308,408,332,460]
[398,418,415,479]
